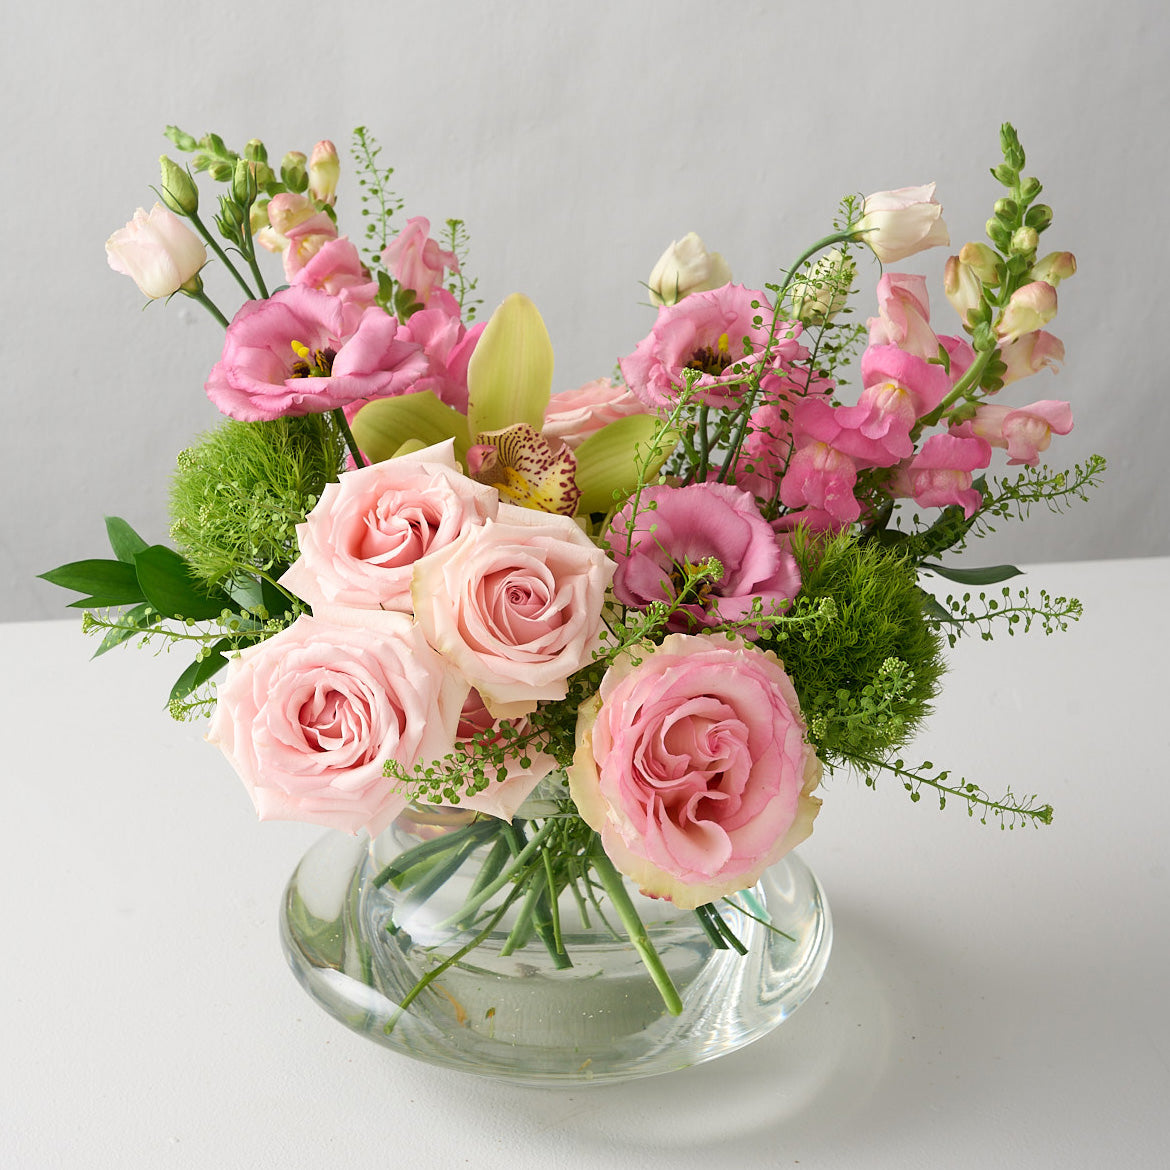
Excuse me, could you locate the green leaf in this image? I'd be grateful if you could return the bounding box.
[922,562,1023,586]
[169,638,233,703]
[918,592,958,624]
[466,293,553,436]
[134,545,236,621]
[261,573,296,619]
[351,390,471,466]
[105,516,149,564]
[573,415,678,515]
[39,558,145,605]
[93,603,162,658]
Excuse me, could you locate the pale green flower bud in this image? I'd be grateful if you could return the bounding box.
[159,155,199,216]
[281,151,308,193]
[1029,251,1077,287]
[789,249,855,325]
[959,242,1001,284]
[1010,226,1039,255]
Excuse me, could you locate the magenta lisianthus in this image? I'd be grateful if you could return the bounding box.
[620,284,804,409]
[205,287,427,421]
[568,632,822,909]
[607,482,801,634]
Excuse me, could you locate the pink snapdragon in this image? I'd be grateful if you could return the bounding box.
[620,284,804,409]
[998,331,1065,385]
[779,438,864,527]
[889,433,992,517]
[866,274,939,359]
[607,482,801,634]
[382,216,459,306]
[205,287,427,421]
[290,237,378,307]
[568,633,822,909]
[957,400,1073,466]
[997,281,1058,343]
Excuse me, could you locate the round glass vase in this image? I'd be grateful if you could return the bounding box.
[280,796,831,1086]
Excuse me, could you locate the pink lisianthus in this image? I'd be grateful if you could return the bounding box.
[542,378,650,448]
[568,632,822,909]
[866,274,939,360]
[450,690,557,821]
[620,284,804,410]
[290,237,378,307]
[205,287,427,421]
[396,305,485,413]
[607,483,801,635]
[411,503,615,719]
[382,216,459,306]
[997,330,1065,386]
[280,439,499,611]
[206,607,467,837]
[854,183,949,263]
[106,203,206,299]
[956,400,1073,466]
[888,433,992,517]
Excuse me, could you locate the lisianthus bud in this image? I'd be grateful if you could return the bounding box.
[996,281,1058,344]
[232,158,257,206]
[1011,226,1039,255]
[159,155,199,216]
[1030,251,1077,287]
[959,241,1001,285]
[106,203,207,299]
[944,256,982,325]
[789,249,855,324]
[281,150,308,193]
[853,184,949,263]
[647,232,732,306]
[309,140,340,206]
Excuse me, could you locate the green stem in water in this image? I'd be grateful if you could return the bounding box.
[332,409,367,470]
[589,837,683,1016]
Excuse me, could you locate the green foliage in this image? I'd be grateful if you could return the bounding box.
[926,584,1083,648]
[352,126,403,268]
[442,218,482,321]
[169,414,343,591]
[765,530,946,763]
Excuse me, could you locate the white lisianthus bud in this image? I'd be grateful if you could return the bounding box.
[854,183,949,263]
[105,203,207,299]
[648,232,732,306]
[789,249,855,325]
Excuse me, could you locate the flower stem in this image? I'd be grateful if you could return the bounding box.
[332,409,367,469]
[184,287,230,328]
[187,210,257,301]
[589,837,683,1016]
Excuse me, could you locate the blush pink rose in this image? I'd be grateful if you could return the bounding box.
[205,287,427,421]
[568,632,822,909]
[607,482,801,635]
[281,439,499,611]
[542,378,650,448]
[206,607,468,837]
[411,503,616,719]
[381,215,459,306]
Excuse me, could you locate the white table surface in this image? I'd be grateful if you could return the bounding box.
[4,557,1168,1169]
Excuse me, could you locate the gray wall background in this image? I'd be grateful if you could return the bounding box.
[6,0,1167,621]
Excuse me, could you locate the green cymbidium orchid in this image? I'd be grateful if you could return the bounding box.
[351,293,674,515]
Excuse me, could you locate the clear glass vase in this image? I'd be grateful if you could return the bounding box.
[280,797,831,1086]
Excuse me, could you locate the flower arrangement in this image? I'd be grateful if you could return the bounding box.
[44,123,1102,1021]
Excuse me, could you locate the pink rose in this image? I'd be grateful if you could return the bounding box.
[607,482,801,635]
[542,378,650,448]
[106,203,206,299]
[568,632,822,909]
[207,607,468,837]
[381,216,459,306]
[450,689,557,821]
[411,503,616,719]
[854,183,949,263]
[205,287,427,421]
[620,284,804,410]
[281,439,499,611]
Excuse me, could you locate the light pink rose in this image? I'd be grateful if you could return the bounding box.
[106,203,207,299]
[381,216,459,306]
[450,689,557,820]
[607,482,801,635]
[568,632,822,909]
[854,184,949,263]
[205,287,427,421]
[411,503,616,719]
[207,607,468,837]
[542,378,650,448]
[281,439,499,611]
